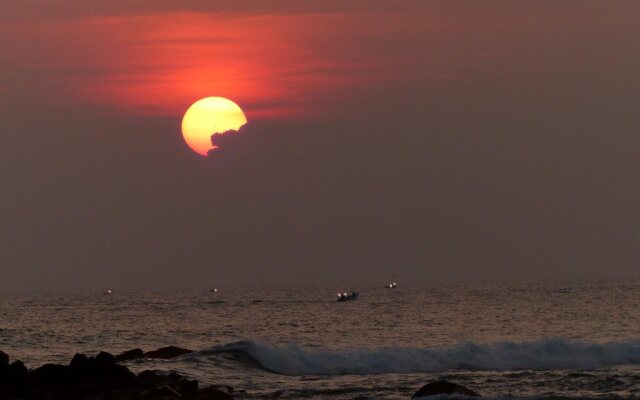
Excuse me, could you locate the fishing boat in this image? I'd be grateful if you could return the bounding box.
[385,274,398,289]
[337,291,358,302]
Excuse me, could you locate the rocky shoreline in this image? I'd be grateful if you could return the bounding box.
[0,348,480,399]
[0,348,233,400]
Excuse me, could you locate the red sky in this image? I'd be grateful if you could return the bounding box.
[3,3,427,118]
[3,1,637,120]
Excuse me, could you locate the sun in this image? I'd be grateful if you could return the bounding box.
[181,97,247,156]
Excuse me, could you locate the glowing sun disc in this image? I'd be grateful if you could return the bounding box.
[181,97,247,156]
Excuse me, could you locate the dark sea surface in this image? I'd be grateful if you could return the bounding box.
[1,281,640,399]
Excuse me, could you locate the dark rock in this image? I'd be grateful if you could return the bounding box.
[0,360,28,398]
[143,384,182,399]
[198,386,234,400]
[0,351,234,400]
[8,360,28,382]
[137,370,170,388]
[145,346,193,359]
[167,372,182,382]
[135,370,198,396]
[0,350,8,368]
[67,352,135,386]
[28,363,68,385]
[208,384,233,394]
[69,353,89,370]
[412,380,481,398]
[114,388,143,400]
[270,389,285,398]
[115,348,144,363]
[175,378,199,395]
[95,351,116,365]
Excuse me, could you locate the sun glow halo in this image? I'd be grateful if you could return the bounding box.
[181,97,247,156]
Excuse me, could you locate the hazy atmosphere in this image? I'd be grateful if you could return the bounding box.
[1,1,639,289]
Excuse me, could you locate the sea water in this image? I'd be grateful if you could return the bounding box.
[1,281,639,399]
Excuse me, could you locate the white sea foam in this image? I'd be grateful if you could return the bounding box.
[195,338,640,375]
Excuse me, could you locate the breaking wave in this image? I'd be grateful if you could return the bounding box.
[187,338,640,376]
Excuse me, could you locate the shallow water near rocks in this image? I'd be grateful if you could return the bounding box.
[1,281,639,399]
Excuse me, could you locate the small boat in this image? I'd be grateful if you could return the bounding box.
[337,291,358,302]
[209,288,218,293]
[385,274,398,289]
[104,289,112,295]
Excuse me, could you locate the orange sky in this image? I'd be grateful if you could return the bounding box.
[71,13,362,118]
[2,8,423,119]
[7,2,636,120]
[3,2,638,121]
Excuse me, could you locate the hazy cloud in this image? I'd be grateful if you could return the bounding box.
[1,1,639,289]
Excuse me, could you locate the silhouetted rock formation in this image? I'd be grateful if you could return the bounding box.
[413,380,481,398]
[0,351,8,369]
[145,346,193,359]
[208,384,234,394]
[0,350,232,400]
[115,348,145,362]
[198,386,234,399]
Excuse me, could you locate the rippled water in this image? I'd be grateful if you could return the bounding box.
[1,281,639,399]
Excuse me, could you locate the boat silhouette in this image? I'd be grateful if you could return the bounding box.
[385,274,398,289]
[337,291,358,302]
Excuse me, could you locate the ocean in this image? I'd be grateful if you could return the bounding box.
[1,281,639,399]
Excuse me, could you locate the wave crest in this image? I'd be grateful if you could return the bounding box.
[187,338,640,376]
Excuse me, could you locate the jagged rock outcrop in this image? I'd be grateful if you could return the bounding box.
[115,348,145,363]
[0,350,231,400]
[0,350,8,369]
[198,386,234,400]
[144,346,194,359]
[413,380,481,398]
